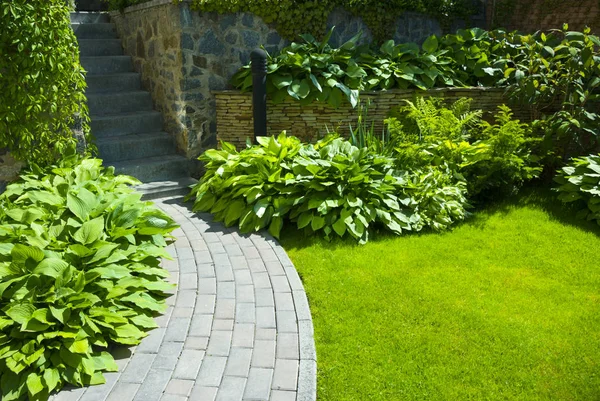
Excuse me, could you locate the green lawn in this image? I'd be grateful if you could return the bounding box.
[281,189,600,400]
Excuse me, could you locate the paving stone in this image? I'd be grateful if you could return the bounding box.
[296,360,317,401]
[217,281,235,299]
[79,372,119,401]
[156,307,173,328]
[185,336,210,350]
[224,347,253,377]
[106,382,140,401]
[235,302,255,324]
[213,318,234,331]
[173,349,206,380]
[153,342,184,371]
[209,243,227,255]
[254,289,274,307]
[264,261,285,277]
[276,311,298,333]
[256,307,276,329]
[189,385,218,401]
[160,394,188,401]
[190,314,213,337]
[236,285,255,303]
[224,244,244,256]
[242,247,261,260]
[179,258,198,273]
[136,327,166,354]
[215,299,235,319]
[195,250,212,263]
[197,356,228,387]
[270,276,291,293]
[176,290,198,308]
[164,317,192,342]
[255,328,276,342]
[180,273,199,290]
[165,379,195,396]
[251,340,276,369]
[276,333,299,360]
[298,320,316,361]
[173,307,194,318]
[272,359,299,391]
[206,330,232,357]
[247,258,266,272]
[251,272,271,289]
[269,390,296,401]
[162,259,179,272]
[196,294,216,314]
[177,247,194,260]
[133,368,172,401]
[198,263,216,278]
[231,323,255,348]
[120,353,156,383]
[199,277,217,294]
[257,248,279,262]
[230,255,249,270]
[215,376,247,401]
[274,292,294,311]
[234,270,253,286]
[243,368,273,400]
[293,290,312,322]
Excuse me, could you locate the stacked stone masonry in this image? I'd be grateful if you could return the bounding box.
[215,88,533,149]
[110,0,448,160]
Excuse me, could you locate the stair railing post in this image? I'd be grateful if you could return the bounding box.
[250,49,268,144]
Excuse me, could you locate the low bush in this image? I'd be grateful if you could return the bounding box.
[386,97,542,197]
[188,132,468,243]
[0,0,90,166]
[0,154,177,400]
[554,154,600,224]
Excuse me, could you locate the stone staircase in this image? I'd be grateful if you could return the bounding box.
[71,11,196,199]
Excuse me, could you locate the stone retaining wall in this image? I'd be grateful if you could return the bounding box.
[215,88,531,149]
[110,0,449,159]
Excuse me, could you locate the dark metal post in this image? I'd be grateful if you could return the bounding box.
[251,49,268,144]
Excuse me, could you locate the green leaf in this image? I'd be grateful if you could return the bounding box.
[5,304,36,325]
[43,369,60,393]
[26,372,44,397]
[33,258,69,278]
[422,35,438,53]
[73,217,105,245]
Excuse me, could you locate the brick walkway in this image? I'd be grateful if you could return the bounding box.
[51,197,316,401]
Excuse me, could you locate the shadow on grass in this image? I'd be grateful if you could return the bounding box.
[281,184,600,251]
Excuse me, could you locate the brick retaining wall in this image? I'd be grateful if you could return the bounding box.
[215,88,531,149]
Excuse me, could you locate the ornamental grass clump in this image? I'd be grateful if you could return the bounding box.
[188,132,468,243]
[0,154,178,400]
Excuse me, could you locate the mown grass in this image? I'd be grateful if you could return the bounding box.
[281,189,600,400]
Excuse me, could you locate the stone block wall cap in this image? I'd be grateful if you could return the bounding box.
[109,0,189,15]
[214,87,502,96]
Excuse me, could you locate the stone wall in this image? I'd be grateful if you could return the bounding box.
[110,0,449,159]
[215,88,531,149]
[486,0,600,33]
[0,150,25,192]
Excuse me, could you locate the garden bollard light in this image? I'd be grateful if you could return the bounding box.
[251,48,268,144]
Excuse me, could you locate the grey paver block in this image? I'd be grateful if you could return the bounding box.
[153,341,184,371]
[194,250,212,263]
[243,368,273,400]
[276,311,298,333]
[235,303,255,324]
[206,330,232,357]
[224,348,253,377]
[179,258,198,273]
[270,276,291,293]
[198,263,216,278]
[276,333,299,360]
[242,247,261,260]
[251,272,271,289]
[230,255,249,270]
[136,327,166,354]
[209,243,227,255]
[162,259,178,272]
[50,386,86,401]
[133,368,172,401]
[255,328,276,341]
[190,314,213,337]
[231,323,255,348]
[79,372,119,401]
[254,288,274,307]
[174,349,206,380]
[270,390,296,401]
[296,359,317,401]
[216,265,235,283]
[247,258,266,272]
[165,379,195,396]
[160,394,188,401]
[284,265,305,292]
[176,290,198,308]
[177,247,194,260]
[180,273,199,290]
[215,299,235,319]
[164,317,192,342]
[292,290,312,322]
[264,261,285,277]
[120,353,156,383]
[234,270,253,286]
[217,281,235,299]
[173,307,194,318]
[236,285,255,303]
[256,307,276,329]
[251,340,275,369]
[189,385,218,401]
[215,376,247,401]
[298,320,316,361]
[274,292,294,311]
[224,244,244,256]
[185,336,210,350]
[213,318,234,331]
[106,382,140,401]
[199,278,217,295]
[272,359,299,391]
[213,253,231,267]
[257,248,278,262]
[196,356,228,387]
[155,306,174,328]
[195,294,216,314]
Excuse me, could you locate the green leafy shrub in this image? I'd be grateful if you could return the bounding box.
[0,155,177,400]
[386,97,542,197]
[554,154,600,224]
[188,132,468,243]
[0,0,90,166]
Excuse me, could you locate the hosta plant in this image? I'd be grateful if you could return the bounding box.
[187,132,468,243]
[554,154,600,224]
[0,154,178,400]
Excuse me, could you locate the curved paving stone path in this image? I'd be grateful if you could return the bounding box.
[51,197,316,401]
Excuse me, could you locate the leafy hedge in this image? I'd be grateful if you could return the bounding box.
[0,0,90,166]
[555,154,600,224]
[188,132,468,243]
[0,155,177,400]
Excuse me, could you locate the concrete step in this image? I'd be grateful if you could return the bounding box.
[70,12,110,23]
[78,39,123,57]
[88,91,153,116]
[136,177,198,200]
[91,111,164,137]
[97,132,177,163]
[110,155,191,183]
[80,56,133,75]
[72,23,117,39]
[86,73,141,93]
